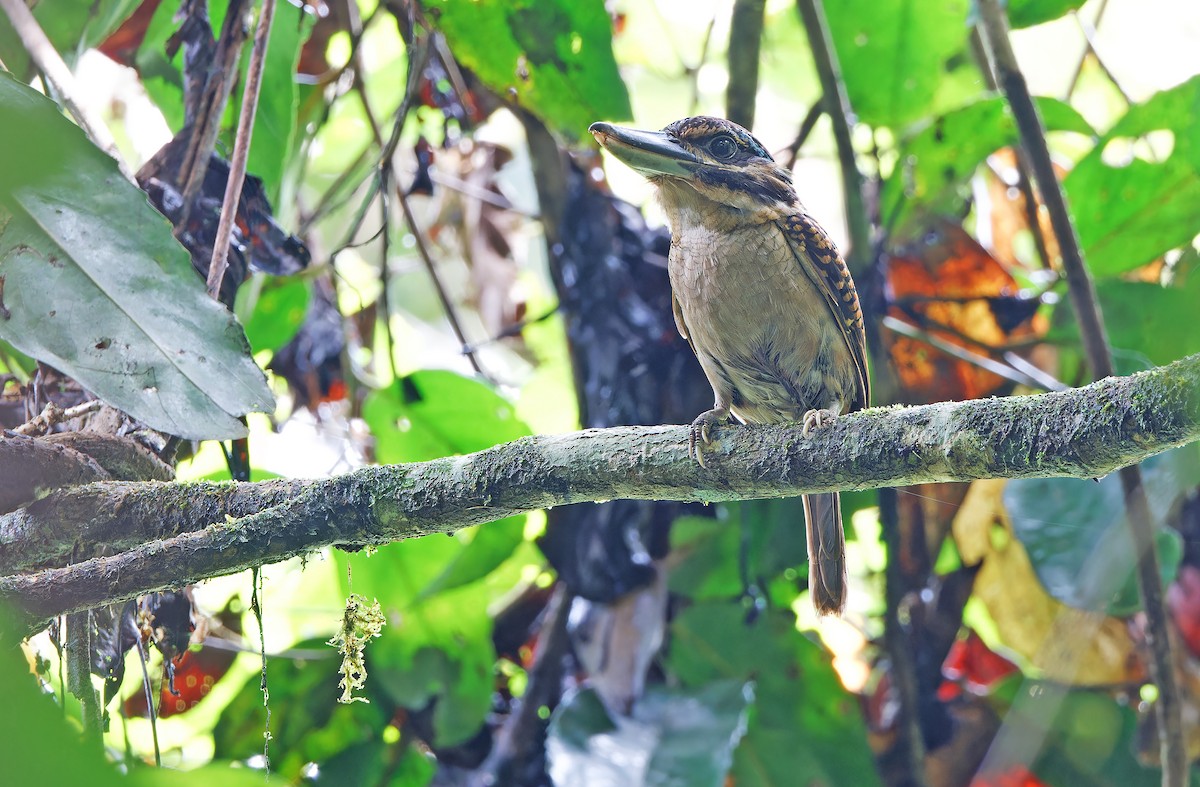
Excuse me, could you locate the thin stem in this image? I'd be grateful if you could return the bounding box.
[207,0,279,299]
[725,0,766,130]
[782,99,825,170]
[794,0,870,270]
[975,2,1185,784]
[133,635,162,767]
[0,0,133,180]
[883,316,1065,392]
[178,0,251,229]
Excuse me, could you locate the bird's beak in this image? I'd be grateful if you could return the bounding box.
[589,121,699,178]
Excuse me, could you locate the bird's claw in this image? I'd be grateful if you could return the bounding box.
[689,407,730,468]
[802,408,838,437]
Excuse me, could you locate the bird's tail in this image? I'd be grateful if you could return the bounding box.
[803,492,847,615]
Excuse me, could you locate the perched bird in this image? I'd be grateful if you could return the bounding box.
[589,116,870,615]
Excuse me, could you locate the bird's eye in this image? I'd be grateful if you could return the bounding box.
[708,135,737,160]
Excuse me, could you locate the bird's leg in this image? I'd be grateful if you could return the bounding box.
[801,408,839,437]
[689,405,731,468]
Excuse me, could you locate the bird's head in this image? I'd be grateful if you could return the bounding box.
[589,116,797,224]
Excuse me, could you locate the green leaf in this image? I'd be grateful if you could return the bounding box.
[668,604,881,787]
[416,514,527,599]
[238,276,310,354]
[1007,0,1088,28]
[883,95,1094,237]
[1049,276,1200,373]
[0,73,272,439]
[824,0,972,129]
[363,370,530,463]
[420,0,631,141]
[0,629,126,787]
[0,0,140,77]
[547,682,751,787]
[670,500,809,602]
[1065,75,1200,276]
[1005,447,1195,615]
[214,637,391,779]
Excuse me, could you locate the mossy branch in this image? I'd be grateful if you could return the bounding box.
[2,353,1199,635]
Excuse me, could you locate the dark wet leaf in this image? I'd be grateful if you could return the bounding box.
[1006,447,1195,615]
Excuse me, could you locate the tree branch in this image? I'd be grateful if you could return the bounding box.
[2,353,1199,634]
[975,2,1186,783]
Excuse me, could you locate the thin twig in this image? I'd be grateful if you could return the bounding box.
[725,0,766,130]
[1065,0,1132,104]
[968,29,1053,269]
[351,35,486,378]
[178,0,251,228]
[0,0,134,180]
[975,2,1185,784]
[782,99,825,169]
[12,399,103,436]
[883,316,1065,392]
[207,0,279,299]
[133,635,162,767]
[65,611,102,744]
[879,488,929,783]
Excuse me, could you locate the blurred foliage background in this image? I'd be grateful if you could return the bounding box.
[2,0,1200,784]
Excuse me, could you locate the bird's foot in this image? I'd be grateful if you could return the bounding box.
[689,407,731,468]
[802,408,838,437]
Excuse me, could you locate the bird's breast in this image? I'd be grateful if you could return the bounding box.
[668,220,857,423]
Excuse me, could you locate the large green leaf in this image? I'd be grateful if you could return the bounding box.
[547,682,751,787]
[0,73,272,439]
[1049,276,1200,374]
[883,95,1094,237]
[0,0,140,77]
[420,0,631,141]
[668,604,881,787]
[823,0,972,130]
[1065,75,1200,277]
[1005,447,1195,615]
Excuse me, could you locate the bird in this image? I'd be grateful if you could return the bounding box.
[589,116,870,615]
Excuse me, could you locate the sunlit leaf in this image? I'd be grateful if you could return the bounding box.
[420,0,632,141]
[1065,75,1200,276]
[547,683,751,787]
[883,95,1093,237]
[1006,0,1088,28]
[0,73,272,439]
[953,480,1146,684]
[824,0,973,130]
